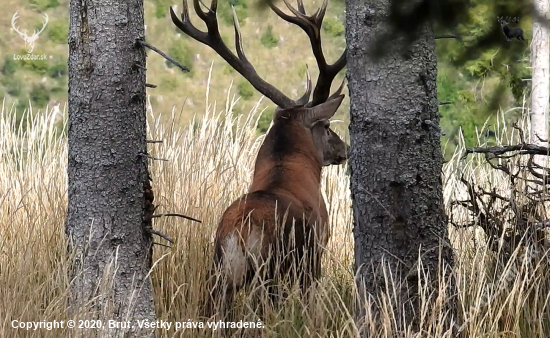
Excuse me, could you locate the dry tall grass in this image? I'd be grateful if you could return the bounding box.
[1,86,549,337]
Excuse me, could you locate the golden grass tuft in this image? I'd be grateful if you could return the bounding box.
[1,88,549,337]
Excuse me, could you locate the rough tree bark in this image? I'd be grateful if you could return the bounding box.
[345,0,456,334]
[531,0,549,146]
[67,0,156,336]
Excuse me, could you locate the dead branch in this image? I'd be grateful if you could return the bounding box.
[454,136,550,256]
[434,34,460,39]
[153,241,172,248]
[467,143,550,157]
[136,39,190,73]
[147,228,174,243]
[152,213,202,223]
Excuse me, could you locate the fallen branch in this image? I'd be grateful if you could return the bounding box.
[466,143,550,157]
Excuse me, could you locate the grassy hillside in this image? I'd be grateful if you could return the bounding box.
[0,0,533,155]
[0,0,348,133]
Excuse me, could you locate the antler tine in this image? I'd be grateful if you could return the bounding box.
[269,0,346,107]
[281,0,307,19]
[326,77,346,101]
[192,0,208,22]
[171,0,206,44]
[232,7,252,66]
[296,0,306,15]
[296,64,312,106]
[171,0,296,108]
[312,0,329,27]
[210,0,218,13]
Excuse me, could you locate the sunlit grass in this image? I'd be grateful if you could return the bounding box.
[1,87,549,337]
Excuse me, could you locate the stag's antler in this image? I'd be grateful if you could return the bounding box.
[170,0,346,109]
[170,0,296,108]
[11,11,28,38]
[268,0,346,106]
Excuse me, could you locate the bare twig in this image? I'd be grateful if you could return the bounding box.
[536,134,548,143]
[439,101,453,105]
[153,241,172,248]
[134,62,147,70]
[513,123,525,143]
[434,34,460,40]
[152,213,202,223]
[136,39,190,72]
[147,228,174,243]
[146,83,157,88]
[146,140,164,144]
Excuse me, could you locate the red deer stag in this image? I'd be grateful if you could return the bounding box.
[170,0,347,317]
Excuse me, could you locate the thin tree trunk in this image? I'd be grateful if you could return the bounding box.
[345,0,456,334]
[67,0,155,336]
[531,0,549,146]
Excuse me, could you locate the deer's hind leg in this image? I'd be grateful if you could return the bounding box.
[209,229,251,322]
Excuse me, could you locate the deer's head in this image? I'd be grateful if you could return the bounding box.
[12,11,49,54]
[273,93,348,166]
[497,16,509,28]
[498,16,520,28]
[170,0,348,167]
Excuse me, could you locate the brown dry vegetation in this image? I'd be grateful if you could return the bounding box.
[1,85,549,337]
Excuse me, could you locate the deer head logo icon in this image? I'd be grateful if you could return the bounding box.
[11,11,49,54]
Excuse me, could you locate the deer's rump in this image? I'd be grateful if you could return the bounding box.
[213,190,323,290]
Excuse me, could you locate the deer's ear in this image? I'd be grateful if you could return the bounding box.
[303,94,345,127]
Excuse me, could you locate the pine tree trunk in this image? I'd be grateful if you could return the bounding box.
[345,0,456,334]
[67,0,156,336]
[531,0,549,146]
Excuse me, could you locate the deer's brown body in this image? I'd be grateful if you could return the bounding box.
[209,98,347,315]
[171,0,348,316]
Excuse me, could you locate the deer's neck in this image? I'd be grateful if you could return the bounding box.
[248,122,323,200]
